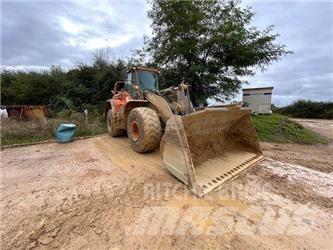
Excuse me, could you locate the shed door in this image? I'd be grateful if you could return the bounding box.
[258,104,270,114]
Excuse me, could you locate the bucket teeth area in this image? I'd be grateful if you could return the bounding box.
[198,155,264,195]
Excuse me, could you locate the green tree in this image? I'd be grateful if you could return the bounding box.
[143,0,290,106]
[1,52,127,112]
[1,66,67,106]
[65,53,126,110]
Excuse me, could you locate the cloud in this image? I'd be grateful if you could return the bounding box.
[1,0,332,105]
[58,17,86,35]
[1,0,150,69]
[240,1,333,106]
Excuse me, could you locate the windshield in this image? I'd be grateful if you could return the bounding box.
[137,70,158,90]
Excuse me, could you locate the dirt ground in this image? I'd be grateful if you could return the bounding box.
[1,119,333,249]
[291,118,333,141]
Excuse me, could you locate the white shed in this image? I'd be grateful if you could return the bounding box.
[242,87,273,114]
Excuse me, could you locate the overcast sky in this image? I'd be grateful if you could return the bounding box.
[1,0,332,106]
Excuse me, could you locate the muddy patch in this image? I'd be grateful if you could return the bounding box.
[249,159,333,209]
[261,142,333,173]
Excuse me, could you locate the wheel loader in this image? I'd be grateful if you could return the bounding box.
[105,66,264,196]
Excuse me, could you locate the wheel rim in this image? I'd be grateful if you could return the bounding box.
[131,120,140,141]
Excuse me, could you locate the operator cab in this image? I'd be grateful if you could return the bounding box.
[125,66,160,96]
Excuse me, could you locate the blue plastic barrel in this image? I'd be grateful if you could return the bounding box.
[56,123,76,143]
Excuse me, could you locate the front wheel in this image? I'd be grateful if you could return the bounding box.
[127,107,162,153]
[107,109,125,136]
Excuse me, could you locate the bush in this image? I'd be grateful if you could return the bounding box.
[276,100,333,119]
[1,55,126,112]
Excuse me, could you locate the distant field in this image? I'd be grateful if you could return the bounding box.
[1,114,107,146]
[1,113,327,147]
[252,114,327,144]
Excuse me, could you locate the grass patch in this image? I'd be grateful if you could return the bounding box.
[1,112,107,146]
[252,114,327,144]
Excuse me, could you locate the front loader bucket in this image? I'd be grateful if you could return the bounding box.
[160,107,264,196]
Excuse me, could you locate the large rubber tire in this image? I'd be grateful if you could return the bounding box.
[107,109,125,137]
[127,107,162,153]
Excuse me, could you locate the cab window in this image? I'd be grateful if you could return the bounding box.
[137,70,158,90]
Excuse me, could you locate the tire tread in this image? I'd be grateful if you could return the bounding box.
[127,107,162,152]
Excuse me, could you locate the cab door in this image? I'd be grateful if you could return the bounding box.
[124,72,134,96]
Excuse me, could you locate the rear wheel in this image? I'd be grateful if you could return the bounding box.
[107,109,125,136]
[127,107,162,153]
